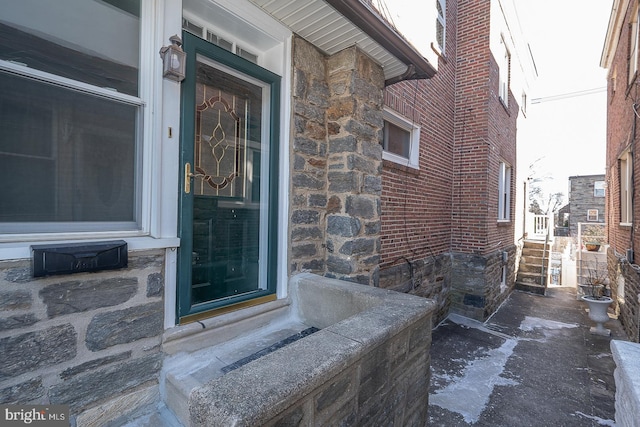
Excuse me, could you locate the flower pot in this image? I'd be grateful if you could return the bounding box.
[585,243,601,252]
[581,296,613,336]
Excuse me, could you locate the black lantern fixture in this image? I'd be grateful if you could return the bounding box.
[160,35,186,82]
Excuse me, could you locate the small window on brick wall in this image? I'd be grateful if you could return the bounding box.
[587,209,599,222]
[498,161,512,221]
[382,108,420,169]
[620,150,633,224]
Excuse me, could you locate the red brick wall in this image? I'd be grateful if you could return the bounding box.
[452,0,518,255]
[380,0,457,269]
[605,0,635,255]
[604,1,640,341]
[380,0,517,268]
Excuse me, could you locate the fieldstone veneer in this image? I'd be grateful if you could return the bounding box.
[0,249,166,426]
[291,36,384,287]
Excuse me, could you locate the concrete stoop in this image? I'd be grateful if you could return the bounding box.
[124,273,436,426]
[162,319,312,426]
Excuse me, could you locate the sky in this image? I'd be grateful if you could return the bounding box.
[513,0,612,199]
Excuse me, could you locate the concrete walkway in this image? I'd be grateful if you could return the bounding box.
[429,285,627,426]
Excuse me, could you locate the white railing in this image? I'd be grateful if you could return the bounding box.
[534,215,548,237]
[527,213,554,240]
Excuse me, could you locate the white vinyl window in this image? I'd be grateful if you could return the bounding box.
[587,209,599,222]
[435,0,446,53]
[0,0,146,235]
[498,35,510,106]
[630,4,640,85]
[498,161,512,221]
[382,108,421,169]
[594,181,605,197]
[620,151,633,224]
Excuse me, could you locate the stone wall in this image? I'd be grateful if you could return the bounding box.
[289,36,384,287]
[449,245,517,321]
[379,254,452,326]
[189,273,435,426]
[0,249,165,426]
[609,248,640,343]
[568,174,606,237]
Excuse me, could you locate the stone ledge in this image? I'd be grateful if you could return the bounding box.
[188,273,436,426]
[611,340,640,427]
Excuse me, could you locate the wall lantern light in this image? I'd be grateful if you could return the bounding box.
[160,35,186,82]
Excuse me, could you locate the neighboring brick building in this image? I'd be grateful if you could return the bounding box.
[378,0,533,321]
[602,0,640,342]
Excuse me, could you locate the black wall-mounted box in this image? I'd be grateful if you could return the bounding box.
[31,240,128,277]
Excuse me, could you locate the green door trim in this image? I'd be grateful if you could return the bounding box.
[177,31,281,323]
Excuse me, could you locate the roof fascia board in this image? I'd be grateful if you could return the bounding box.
[601,0,629,69]
[324,0,436,83]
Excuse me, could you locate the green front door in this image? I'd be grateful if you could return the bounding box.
[178,32,280,324]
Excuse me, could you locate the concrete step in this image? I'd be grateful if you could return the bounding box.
[162,319,313,426]
[518,262,547,274]
[515,281,546,295]
[516,271,546,287]
[521,247,550,258]
[523,240,549,250]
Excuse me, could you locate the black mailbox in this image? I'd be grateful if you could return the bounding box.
[31,240,128,277]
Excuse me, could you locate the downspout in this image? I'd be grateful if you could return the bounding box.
[325,0,436,85]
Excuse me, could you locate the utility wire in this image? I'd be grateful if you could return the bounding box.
[531,87,606,104]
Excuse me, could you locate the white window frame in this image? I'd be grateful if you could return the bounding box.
[435,0,446,54]
[183,12,259,65]
[594,181,605,197]
[498,161,512,221]
[498,35,510,107]
[0,1,150,237]
[0,0,185,260]
[630,3,640,85]
[587,209,599,222]
[382,108,421,169]
[620,150,633,225]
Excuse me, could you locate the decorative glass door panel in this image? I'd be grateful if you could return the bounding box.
[179,33,279,323]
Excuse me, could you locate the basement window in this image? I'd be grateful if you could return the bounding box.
[382,108,420,169]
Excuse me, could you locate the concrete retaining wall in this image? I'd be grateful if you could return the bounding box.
[189,273,436,426]
[611,340,640,426]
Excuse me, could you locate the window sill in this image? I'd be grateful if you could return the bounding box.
[383,158,420,176]
[497,220,511,226]
[0,235,180,261]
[619,222,633,228]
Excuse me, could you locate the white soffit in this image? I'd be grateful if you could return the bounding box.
[249,0,408,79]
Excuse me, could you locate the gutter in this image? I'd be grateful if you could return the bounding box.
[325,0,437,85]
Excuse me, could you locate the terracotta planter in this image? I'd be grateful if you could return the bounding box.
[585,243,601,252]
[581,296,613,335]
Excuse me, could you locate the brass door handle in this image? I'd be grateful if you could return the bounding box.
[185,162,192,194]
